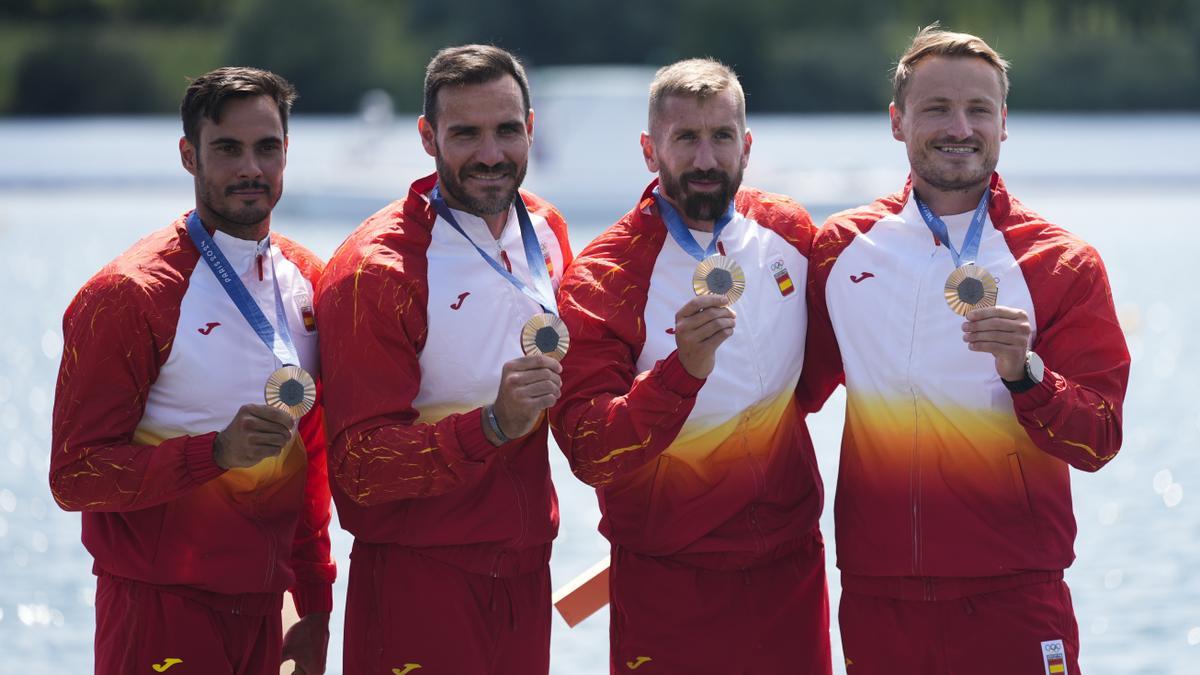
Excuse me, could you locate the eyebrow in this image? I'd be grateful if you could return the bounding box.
[207,135,283,146]
[918,95,997,105]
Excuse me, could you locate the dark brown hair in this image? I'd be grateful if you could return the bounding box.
[423,45,530,127]
[180,66,297,144]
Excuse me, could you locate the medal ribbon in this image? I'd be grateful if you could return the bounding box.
[653,188,736,261]
[430,185,558,315]
[186,212,299,366]
[913,190,990,268]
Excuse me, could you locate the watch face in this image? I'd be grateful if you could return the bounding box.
[1027,351,1045,384]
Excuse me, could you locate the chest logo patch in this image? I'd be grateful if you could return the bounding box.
[197,322,220,335]
[450,292,470,310]
[769,256,796,297]
[293,292,317,333]
[540,239,555,278]
[850,271,875,284]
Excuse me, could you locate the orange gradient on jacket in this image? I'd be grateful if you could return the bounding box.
[134,424,306,497]
[657,386,799,493]
[839,391,1065,510]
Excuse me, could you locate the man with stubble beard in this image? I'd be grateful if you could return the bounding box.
[800,25,1129,675]
[317,45,571,675]
[551,58,831,674]
[51,67,334,675]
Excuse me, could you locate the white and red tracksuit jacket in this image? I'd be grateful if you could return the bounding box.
[51,215,335,615]
[800,174,1130,583]
[317,174,571,577]
[552,180,822,569]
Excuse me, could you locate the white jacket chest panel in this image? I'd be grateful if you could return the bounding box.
[827,199,1036,411]
[144,232,319,436]
[636,213,808,431]
[414,205,564,421]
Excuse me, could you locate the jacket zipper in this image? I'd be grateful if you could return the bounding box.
[905,248,937,576]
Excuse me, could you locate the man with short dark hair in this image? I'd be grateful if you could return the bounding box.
[801,25,1129,675]
[552,58,831,673]
[51,66,334,675]
[318,44,570,675]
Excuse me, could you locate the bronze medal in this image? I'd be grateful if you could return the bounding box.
[264,365,317,418]
[692,255,746,305]
[944,264,998,316]
[521,313,570,361]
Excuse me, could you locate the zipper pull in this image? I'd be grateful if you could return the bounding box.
[256,254,264,281]
[500,250,512,273]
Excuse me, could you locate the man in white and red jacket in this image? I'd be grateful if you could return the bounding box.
[317,45,570,675]
[51,67,334,674]
[800,26,1130,675]
[552,58,831,673]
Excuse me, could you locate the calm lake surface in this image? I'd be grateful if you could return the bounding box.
[0,112,1197,674]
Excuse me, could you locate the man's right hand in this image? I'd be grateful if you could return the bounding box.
[213,404,295,469]
[675,294,737,379]
[491,354,563,442]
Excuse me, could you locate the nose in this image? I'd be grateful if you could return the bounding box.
[236,151,264,180]
[945,109,972,140]
[476,133,505,166]
[693,139,718,171]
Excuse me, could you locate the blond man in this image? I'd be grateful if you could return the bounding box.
[553,59,831,674]
[801,26,1128,675]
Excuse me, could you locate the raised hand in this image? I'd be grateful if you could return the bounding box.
[213,404,295,469]
[490,354,564,442]
[674,294,737,379]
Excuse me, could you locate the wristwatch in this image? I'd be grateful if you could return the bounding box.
[1002,351,1044,394]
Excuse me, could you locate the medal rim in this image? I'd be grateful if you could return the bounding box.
[264,365,317,418]
[521,313,570,361]
[943,264,998,316]
[691,255,746,305]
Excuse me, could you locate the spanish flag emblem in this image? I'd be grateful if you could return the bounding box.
[541,240,554,278]
[770,258,795,297]
[1041,639,1067,675]
[294,292,317,333]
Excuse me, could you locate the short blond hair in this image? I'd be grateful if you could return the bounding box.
[648,58,746,133]
[893,23,1010,109]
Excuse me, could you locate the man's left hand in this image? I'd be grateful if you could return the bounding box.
[281,611,330,675]
[962,306,1032,381]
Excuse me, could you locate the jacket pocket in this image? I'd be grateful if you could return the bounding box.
[643,454,673,541]
[1006,452,1034,518]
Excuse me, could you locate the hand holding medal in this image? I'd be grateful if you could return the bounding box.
[429,185,566,444]
[913,192,998,316]
[187,212,317,424]
[654,190,741,378]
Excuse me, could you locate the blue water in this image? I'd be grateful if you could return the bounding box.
[0,113,1197,674]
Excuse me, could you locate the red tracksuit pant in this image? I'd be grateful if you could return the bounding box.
[343,542,551,675]
[839,573,1081,675]
[94,574,282,675]
[610,534,832,675]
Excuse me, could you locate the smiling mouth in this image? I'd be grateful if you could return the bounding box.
[467,172,512,182]
[935,145,978,155]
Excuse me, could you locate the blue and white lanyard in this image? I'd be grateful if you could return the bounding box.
[430,185,557,315]
[653,188,736,262]
[913,191,990,268]
[186,212,299,366]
